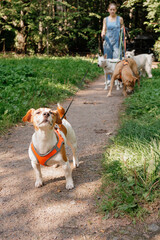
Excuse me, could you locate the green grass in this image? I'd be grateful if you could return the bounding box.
[0,56,102,133]
[99,66,160,220]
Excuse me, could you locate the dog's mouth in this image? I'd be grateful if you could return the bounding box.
[39,119,52,126]
[126,89,134,94]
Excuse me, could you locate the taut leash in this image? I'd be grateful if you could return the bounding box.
[118,27,126,60]
[61,97,74,120]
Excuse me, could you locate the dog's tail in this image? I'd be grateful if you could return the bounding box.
[57,103,66,120]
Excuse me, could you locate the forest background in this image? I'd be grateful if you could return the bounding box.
[0,0,159,58]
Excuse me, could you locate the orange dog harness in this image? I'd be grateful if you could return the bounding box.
[31,129,64,166]
[119,59,129,81]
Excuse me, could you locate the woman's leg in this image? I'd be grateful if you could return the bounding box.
[103,40,113,81]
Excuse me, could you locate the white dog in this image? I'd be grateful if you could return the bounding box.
[125,50,153,78]
[97,55,122,90]
[22,104,79,190]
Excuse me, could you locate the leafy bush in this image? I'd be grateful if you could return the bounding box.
[154,38,160,61]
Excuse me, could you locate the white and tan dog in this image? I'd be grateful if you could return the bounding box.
[22,104,79,190]
[97,54,122,90]
[125,50,153,78]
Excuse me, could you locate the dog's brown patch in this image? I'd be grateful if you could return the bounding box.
[59,124,67,136]
[61,145,67,162]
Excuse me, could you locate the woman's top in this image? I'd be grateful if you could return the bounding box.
[105,16,121,47]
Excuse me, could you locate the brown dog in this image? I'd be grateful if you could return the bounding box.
[107,58,140,97]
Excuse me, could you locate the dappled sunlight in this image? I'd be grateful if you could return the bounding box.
[101,70,160,218]
[32,200,88,228]
[0,72,125,239]
[1,152,102,239]
[1,142,103,238]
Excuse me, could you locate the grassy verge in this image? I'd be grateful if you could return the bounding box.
[98,66,160,220]
[0,56,102,134]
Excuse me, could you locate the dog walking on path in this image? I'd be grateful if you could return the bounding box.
[97,54,122,90]
[107,58,140,97]
[22,104,79,190]
[125,50,153,78]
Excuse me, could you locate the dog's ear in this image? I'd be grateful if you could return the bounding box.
[52,110,62,125]
[104,54,107,59]
[22,109,35,123]
[56,111,62,124]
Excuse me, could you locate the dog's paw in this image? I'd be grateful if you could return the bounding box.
[104,85,108,90]
[35,179,43,188]
[66,180,74,190]
[73,158,79,168]
[107,93,112,97]
[73,162,79,168]
[123,92,127,97]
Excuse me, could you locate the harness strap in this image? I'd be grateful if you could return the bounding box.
[123,27,126,56]
[31,129,64,166]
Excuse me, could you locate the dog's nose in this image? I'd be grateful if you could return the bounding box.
[43,112,50,117]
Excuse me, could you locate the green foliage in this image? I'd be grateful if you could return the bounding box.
[122,0,160,33]
[128,28,143,39]
[143,0,160,32]
[0,0,158,54]
[0,0,103,54]
[0,56,102,133]
[154,38,160,61]
[99,67,160,220]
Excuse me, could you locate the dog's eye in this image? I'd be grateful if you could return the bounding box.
[50,111,54,115]
[36,111,41,115]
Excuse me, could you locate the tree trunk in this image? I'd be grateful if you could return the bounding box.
[38,21,43,53]
[38,1,43,53]
[16,10,26,53]
[3,38,5,55]
[46,25,49,55]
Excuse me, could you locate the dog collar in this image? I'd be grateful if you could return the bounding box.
[31,129,64,166]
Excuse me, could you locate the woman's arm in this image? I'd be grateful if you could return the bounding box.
[101,17,107,38]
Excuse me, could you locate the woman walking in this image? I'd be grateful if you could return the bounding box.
[101,2,124,85]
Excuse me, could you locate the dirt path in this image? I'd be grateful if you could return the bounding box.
[0,75,160,240]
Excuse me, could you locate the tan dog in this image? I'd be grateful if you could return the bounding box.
[107,58,140,97]
[22,104,79,190]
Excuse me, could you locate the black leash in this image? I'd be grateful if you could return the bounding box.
[61,55,97,120]
[61,97,74,120]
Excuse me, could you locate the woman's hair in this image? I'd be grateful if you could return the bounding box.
[108,2,117,9]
